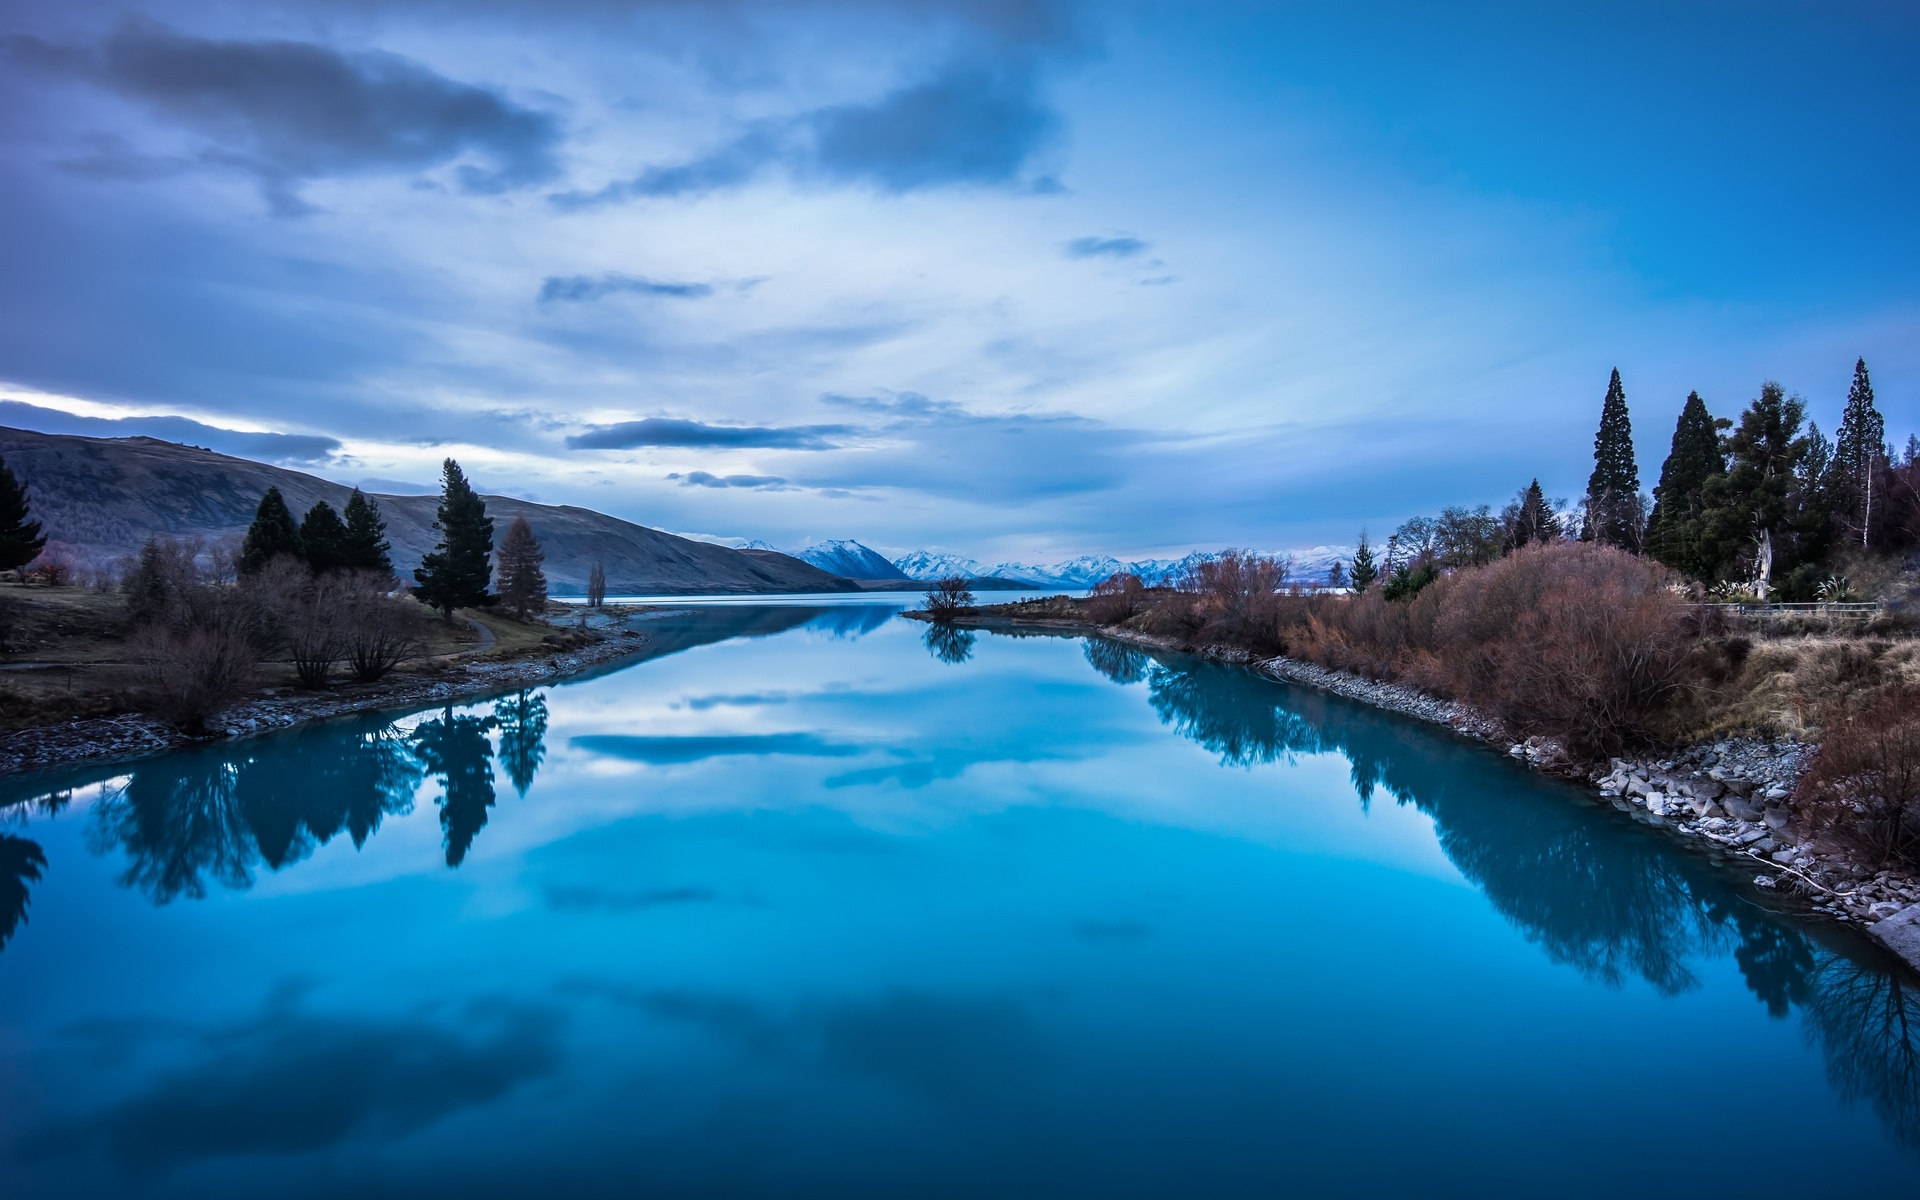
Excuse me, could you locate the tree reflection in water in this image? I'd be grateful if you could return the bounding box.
[1133,650,1920,1148]
[0,833,46,951]
[413,708,500,867]
[67,698,550,900]
[923,624,976,665]
[1083,639,1150,686]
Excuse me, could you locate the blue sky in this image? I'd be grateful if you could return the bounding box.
[1,0,1915,561]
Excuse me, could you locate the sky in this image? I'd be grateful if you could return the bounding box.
[1,0,1916,563]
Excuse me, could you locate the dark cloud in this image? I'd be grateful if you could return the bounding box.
[669,470,792,489]
[7,19,559,215]
[0,399,341,465]
[554,61,1057,205]
[569,732,862,763]
[28,995,562,1172]
[567,416,848,450]
[537,273,716,305]
[1065,235,1146,259]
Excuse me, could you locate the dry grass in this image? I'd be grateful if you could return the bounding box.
[1684,636,1920,741]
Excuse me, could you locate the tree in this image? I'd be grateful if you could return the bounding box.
[299,501,350,573]
[239,487,302,574]
[0,454,47,574]
[413,707,499,867]
[494,514,548,620]
[493,689,549,797]
[342,489,393,575]
[1644,391,1727,578]
[1327,560,1347,590]
[1502,479,1560,550]
[1584,368,1644,550]
[0,834,46,952]
[1697,382,1812,590]
[586,560,607,608]
[923,575,974,622]
[1828,357,1888,551]
[1349,532,1378,591]
[412,459,494,621]
[1436,504,1502,567]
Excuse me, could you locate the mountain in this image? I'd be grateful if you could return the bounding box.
[0,427,859,595]
[892,550,984,580]
[789,539,908,581]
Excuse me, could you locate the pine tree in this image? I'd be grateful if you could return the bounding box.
[342,489,393,575]
[494,514,548,620]
[1584,368,1643,549]
[299,501,350,573]
[239,487,303,574]
[0,455,47,574]
[1643,391,1726,578]
[1697,382,1811,588]
[1348,533,1377,591]
[1828,357,1887,550]
[413,459,494,621]
[1503,479,1560,550]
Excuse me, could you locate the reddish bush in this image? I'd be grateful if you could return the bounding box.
[1796,685,1920,869]
[1179,550,1292,651]
[1086,572,1147,625]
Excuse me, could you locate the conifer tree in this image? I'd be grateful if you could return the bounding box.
[494,514,548,620]
[342,489,393,575]
[299,501,350,573]
[1583,368,1643,549]
[413,459,494,621]
[1503,479,1560,550]
[239,486,303,574]
[1644,391,1725,578]
[1348,533,1377,591]
[0,455,47,574]
[1828,357,1887,550]
[1697,382,1811,588]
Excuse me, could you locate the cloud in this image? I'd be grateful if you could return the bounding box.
[0,399,341,465]
[537,273,716,305]
[567,416,848,450]
[1064,235,1147,259]
[669,471,792,489]
[569,732,862,763]
[7,19,559,215]
[554,61,1057,206]
[27,994,562,1173]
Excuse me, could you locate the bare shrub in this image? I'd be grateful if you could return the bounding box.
[923,575,975,623]
[1086,572,1147,625]
[1796,685,1920,869]
[343,577,427,681]
[128,596,259,732]
[1179,550,1292,651]
[249,559,347,688]
[26,541,78,586]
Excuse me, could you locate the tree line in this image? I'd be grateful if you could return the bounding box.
[1345,358,1911,602]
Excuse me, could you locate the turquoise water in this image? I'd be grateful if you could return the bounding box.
[1,603,1915,1197]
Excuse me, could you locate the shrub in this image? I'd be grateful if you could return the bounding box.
[1086,572,1147,625]
[923,575,975,623]
[1795,684,1920,869]
[343,579,428,681]
[128,596,259,733]
[1179,550,1292,651]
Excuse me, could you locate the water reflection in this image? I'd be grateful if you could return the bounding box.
[35,699,552,904]
[1083,638,1150,685]
[0,833,45,951]
[923,623,976,665]
[1134,648,1920,1147]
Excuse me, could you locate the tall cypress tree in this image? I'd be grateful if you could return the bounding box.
[1583,368,1642,549]
[341,489,393,575]
[0,455,47,574]
[1827,357,1887,550]
[239,487,303,574]
[299,501,351,573]
[413,459,494,621]
[1644,391,1725,578]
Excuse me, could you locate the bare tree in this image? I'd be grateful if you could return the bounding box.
[343,575,427,682]
[922,575,975,623]
[586,559,607,608]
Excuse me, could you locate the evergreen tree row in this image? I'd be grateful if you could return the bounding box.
[240,487,394,576]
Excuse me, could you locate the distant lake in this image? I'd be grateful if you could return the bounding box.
[2,603,1915,1197]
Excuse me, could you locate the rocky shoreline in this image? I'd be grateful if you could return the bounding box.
[913,609,1920,971]
[0,627,649,780]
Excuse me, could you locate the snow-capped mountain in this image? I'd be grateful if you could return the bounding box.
[789,539,908,581]
[892,550,985,580]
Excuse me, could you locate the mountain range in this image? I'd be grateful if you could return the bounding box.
[0,427,858,595]
[780,543,1352,589]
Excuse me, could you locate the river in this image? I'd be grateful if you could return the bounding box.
[1,602,1915,1196]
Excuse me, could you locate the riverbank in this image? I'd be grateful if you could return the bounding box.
[0,612,650,778]
[906,604,1920,970]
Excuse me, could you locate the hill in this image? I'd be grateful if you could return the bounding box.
[0,427,859,595]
